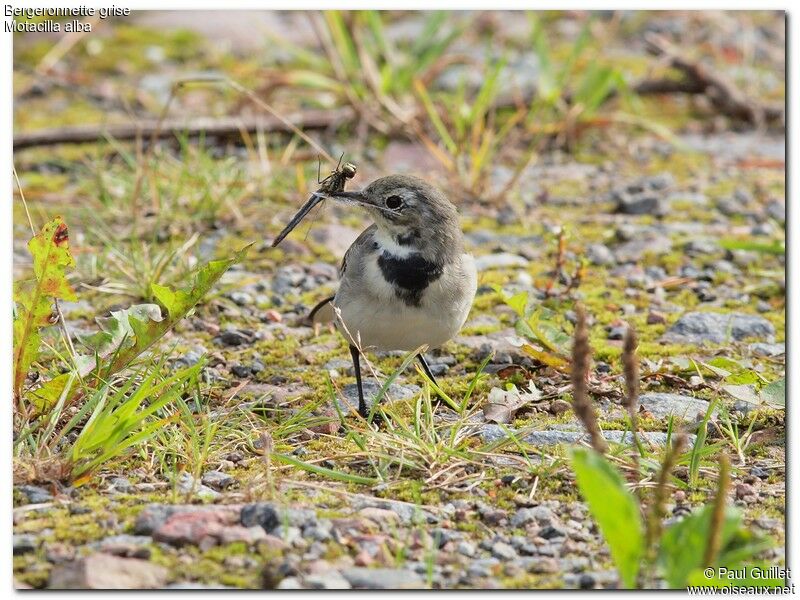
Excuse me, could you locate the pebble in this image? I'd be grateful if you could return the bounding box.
[17,485,53,504]
[304,571,352,589]
[48,554,168,589]
[201,470,237,490]
[13,534,37,555]
[474,253,529,271]
[638,393,714,423]
[457,541,476,557]
[586,244,615,266]
[340,567,425,589]
[491,541,517,560]
[216,329,252,347]
[661,311,775,344]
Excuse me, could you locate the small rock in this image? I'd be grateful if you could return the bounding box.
[108,477,134,493]
[456,541,476,557]
[614,235,672,263]
[549,399,571,415]
[646,310,667,325]
[474,253,528,271]
[684,239,718,256]
[45,542,76,563]
[340,567,424,589]
[17,485,53,504]
[511,506,556,528]
[765,200,785,222]
[241,503,279,532]
[276,577,303,590]
[661,311,775,344]
[202,470,236,491]
[615,193,667,216]
[358,507,400,525]
[736,483,756,500]
[639,393,714,423]
[491,541,517,560]
[48,554,168,589]
[749,342,785,357]
[13,534,37,555]
[216,329,252,347]
[230,364,252,378]
[305,571,352,589]
[338,381,419,414]
[176,472,220,500]
[586,244,615,266]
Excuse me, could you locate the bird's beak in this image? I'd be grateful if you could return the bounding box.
[321,190,370,206]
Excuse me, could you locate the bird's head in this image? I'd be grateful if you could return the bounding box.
[324,174,463,256]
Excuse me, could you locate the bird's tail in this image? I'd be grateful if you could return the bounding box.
[307,295,336,328]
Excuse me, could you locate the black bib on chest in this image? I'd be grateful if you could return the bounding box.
[377,251,444,307]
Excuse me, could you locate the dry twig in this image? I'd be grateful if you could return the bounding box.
[570,304,607,454]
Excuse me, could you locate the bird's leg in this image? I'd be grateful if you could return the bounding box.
[416,354,439,389]
[349,345,367,418]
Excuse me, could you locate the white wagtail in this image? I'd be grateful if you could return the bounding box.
[305,174,478,418]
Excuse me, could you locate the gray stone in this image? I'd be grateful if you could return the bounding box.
[216,329,252,347]
[202,470,236,491]
[456,541,476,557]
[684,239,719,256]
[479,426,689,447]
[586,244,615,266]
[474,253,528,271]
[615,193,668,216]
[338,381,420,414]
[176,472,220,500]
[749,342,785,357]
[511,506,556,528]
[108,477,134,493]
[17,485,53,504]
[614,235,672,263]
[48,554,168,589]
[765,200,785,222]
[491,541,517,560]
[240,503,279,532]
[455,328,527,363]
[639,393,715,422]
[228,291,254,306]
[13,534,37,555]
[661,311,775,344]
[276,577,303,589]
[304,571,352,589]
[340,567,425,589]
[134,504,235,535]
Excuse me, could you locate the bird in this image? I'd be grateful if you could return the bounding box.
[309,174,477,418]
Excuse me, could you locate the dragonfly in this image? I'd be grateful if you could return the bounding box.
[272,156,357,247]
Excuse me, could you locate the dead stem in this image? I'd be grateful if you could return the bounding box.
[570,304,607,454]
[703,453,731,566]
[645,432,687,557]
[622,325,641,474]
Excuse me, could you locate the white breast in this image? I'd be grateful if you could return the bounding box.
[334,253,477,351]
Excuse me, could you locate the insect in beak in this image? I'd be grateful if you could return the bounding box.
[271,158,357,247]
[271,191,327,247]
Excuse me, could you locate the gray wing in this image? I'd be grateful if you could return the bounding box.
[339,224,377,278]
[308,225,376,326]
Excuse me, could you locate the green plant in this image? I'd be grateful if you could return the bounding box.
[571,447,778,589]
[15,361,203,484]
[13,216,76,405]
[275,11,464,126]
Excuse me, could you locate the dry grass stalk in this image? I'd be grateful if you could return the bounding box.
[622,325,641,472]
[645,432,688,553]
[570,304,607,453]
[703,453,731,566]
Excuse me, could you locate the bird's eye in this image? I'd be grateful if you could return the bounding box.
[385,195,403,210]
